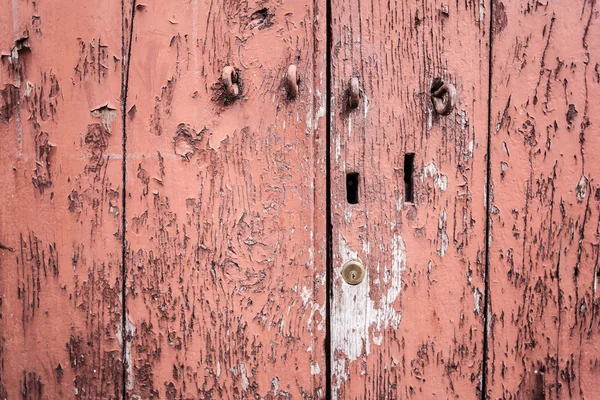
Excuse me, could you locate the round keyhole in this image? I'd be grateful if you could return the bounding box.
[341,260,365,285]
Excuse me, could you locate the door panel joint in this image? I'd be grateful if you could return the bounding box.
[121,0,137,397]
[325,0,333,398]
[481,0,495,398]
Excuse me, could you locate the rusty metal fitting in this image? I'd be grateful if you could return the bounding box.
[349,77,360,109]
[287,64,299,98]
[222,66,239,97]
[431,79,456,116]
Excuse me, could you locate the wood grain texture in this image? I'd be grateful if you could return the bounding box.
[0,1,124,398]
[123,1,327,398]
[487,0,600,398]
[329,0,490,398]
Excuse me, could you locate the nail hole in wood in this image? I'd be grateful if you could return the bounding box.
[404,153,415,203]
[346,172,359,204]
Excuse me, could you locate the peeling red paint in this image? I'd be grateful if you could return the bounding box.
[1,0,599,399]
[329,0,489,397]
[487,1,600,398]
[123,1,326,398]
[0,1,124,398]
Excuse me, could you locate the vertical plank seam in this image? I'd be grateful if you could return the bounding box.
[121,1,137,398]
[325,0,333,397]
[481,0,494,398]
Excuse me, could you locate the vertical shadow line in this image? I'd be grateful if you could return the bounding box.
[482,0,495,398]
[325,0,333,398]
[121,0,136,398]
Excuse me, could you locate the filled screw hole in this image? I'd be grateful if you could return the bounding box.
[404,153,415,203]
[346,172,360,204]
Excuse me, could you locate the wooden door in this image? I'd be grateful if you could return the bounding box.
[486,1,600,398]
[123,1,326,398]
[329,1,490,398]
[2,1,600,399]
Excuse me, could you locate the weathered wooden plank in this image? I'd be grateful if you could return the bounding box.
[123,1,327,398]
[487,1,600,398]
[329,0,490,398]
[0,1,124,398]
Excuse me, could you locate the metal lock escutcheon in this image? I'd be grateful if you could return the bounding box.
[341,260,365,285]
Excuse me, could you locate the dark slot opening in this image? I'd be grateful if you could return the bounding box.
[404,153,415,203]
[346,172,360,204]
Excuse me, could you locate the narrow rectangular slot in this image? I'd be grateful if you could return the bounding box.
[346,172,359,204]
[404,153,415,203]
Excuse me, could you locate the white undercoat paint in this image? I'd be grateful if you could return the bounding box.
[331,232,407,398]
[576,174,588,201]
[438,209,449,258]
[116,314,137,391]
[422,162,448,191]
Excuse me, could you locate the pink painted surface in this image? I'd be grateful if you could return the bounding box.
[123,1,327,398]
[487,0,600,398]
[329,0,489,398]
[1,0,599,399]
[1,1,124,398]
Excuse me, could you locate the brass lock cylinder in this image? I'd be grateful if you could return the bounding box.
[341,260,365,285]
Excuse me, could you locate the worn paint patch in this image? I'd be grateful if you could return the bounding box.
[422,162,448,191]
[331,232,406,392]
[575,174,588,201]
[117,315,136,391]
[492,0,508,35]
[438,209,449,257]
[0,84,19,123]
[173,123,206,160]
[90,105,118,134]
